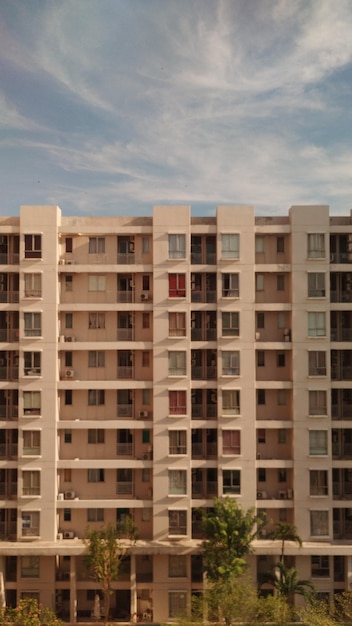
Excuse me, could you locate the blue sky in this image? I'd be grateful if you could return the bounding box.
[1,0,352,217]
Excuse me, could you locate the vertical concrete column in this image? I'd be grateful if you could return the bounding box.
[130,553,137,621]
[70,555,77,623]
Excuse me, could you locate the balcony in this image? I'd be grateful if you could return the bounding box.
[191,235,216,265]
[0,444,18,459]
[0,367,19,381]
[192,480,217,498]
[0,292,19,304]
[0,329,19,342]
[331,351,352,380]
[191,273,216,303]
[191,350,217,381]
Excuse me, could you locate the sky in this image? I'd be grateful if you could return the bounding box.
[1,0,352,218]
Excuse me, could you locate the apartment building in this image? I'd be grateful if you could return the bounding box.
[0,203,352,621]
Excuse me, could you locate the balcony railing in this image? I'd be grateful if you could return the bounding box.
[332,443,352,458]
[330,253,352,264]
[0,522,17,539]
[116,443,133,456]
[192,481,217,497]
[0,329,19,342]
[116,482,133,495]
[192,366,217,380]
[117,366,133,379]
[331,329,352,341]
[0,444,18,458]
[0,367,19,381]
[191,328,217,341]
[117,404,134,418]
[117,253,135,264]
[191,290,216,303]
[0,254,19,265]
[0,405,18,420]
[331,366,352,380]
[332,404,352,419]
[0,292,19,304]
[117,328,134,341]
[117,291,134,303]
[191,404,217,419]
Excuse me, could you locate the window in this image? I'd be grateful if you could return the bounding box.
[221,234,239,259]
[256,312,265,329]
[222,390,240,415]
[277,352,285,367]
[87,508,104,522]
[222,351,240,376]
[308,234,325,259]
[169,591,187,618]
[277,236,285,253]
[255,236,264,253]
[256,274,264,291]
[308,312,326,337]
[88,390,105,405]
[88,468,105,482]
[22,470,40,496]
[64,430,72,443]
[169,430,187,455]
[169,555,187,577]
[24,312,41,337]
[309,390,327,416]
[23,431,40,455]
[169,312,186,337]
[142,389,150,406]
[63,508,71,522]
[88,275,106,291]
[89,237,105,254]
[277,389,287,405]
[257,389,266,405]
[308,273,326,297]
[24,352,41,376]
[65,352,72,368]
[88,351,105,368]
[258,468,266,482]
[309,430,328,455]
[308,351,326,376]
[88,429,105,444]
[23,391,41,415]
[169,470,187,494]
[65,237,73,253]
[169,274,186,298]
[223,430,241,455]
[24,273,42,298]
[257,351,265,367]
[24,234,42,259]
[63,275,72,292]
[65,313,73,329]
[142,468,151,482]
[277,274,285,291]
[169,390,187,415]
[223,469,241,494]
[256,429,265,445]
[21,556,39,578]
[310,510,329,536]
[278,429,287,444]
[222,273,239,297]
[65,390,72,405]
[169,234,186,259]
[142,237,150,254]
[311,555,330,577]
[142,313,150,329]
[142,274,150,291]
[168,510,187,535]
[222,312,239,337]
[310,470,328,496]
[278,469,287,483]
[142,351,150,367]
[142,429,150,444]
[169,351,186,376]
[64,468,72,482]
[277,312,286,329]
[89,312,105,329]
[116,468,133,494]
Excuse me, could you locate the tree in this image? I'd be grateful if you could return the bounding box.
[206,572,260,626]
[201,497,266,581]
[269,522,302,564]
[84,520,137,622]
[299,598,339,626]
[0,597,64,626]
[261,562,315,604]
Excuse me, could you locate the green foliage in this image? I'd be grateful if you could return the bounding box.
[261,561,315,603]
[84,520,137,621]
[201,497,266,581]
[299,598,339,626]
[0,597,63,626]
[206,573,259,626]
[334,590,352,623]
[268,522,302,563]
[256,593,294,626]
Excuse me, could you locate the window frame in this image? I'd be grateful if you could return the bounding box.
[307,233,325,259]
[24,312,42,337]
[222,273,239,298]
[24,234,42,259]
[169,273,186,298]
[222,350,240,376]
[221,234,239,259]
[308,312,326,337]
[222,311,240,337]
[168,234,186,259]
[223,469,241,494]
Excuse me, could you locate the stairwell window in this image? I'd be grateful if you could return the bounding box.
[168,234,186,259]
[308,234,325,259]
[24,234,42,259]
[308,312,326,337]
[221,234,239,259]
[169,274,186,298]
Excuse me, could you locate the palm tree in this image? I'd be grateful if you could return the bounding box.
[269,522,302,563]
[262,562,315,604]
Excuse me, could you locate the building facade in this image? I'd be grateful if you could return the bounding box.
[0,203,352,620]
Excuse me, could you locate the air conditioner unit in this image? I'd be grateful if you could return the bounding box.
[279,490,287,499]
[65,369,74,378]
[141,292,149,301]
[257,491,267,499]
[64,491,75,500]
[63,531,75,539]
[65,260,75,265]
[57,532,63,540]
[57,493,64,501]
[139,410,149,418]
[65,336,76,342]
